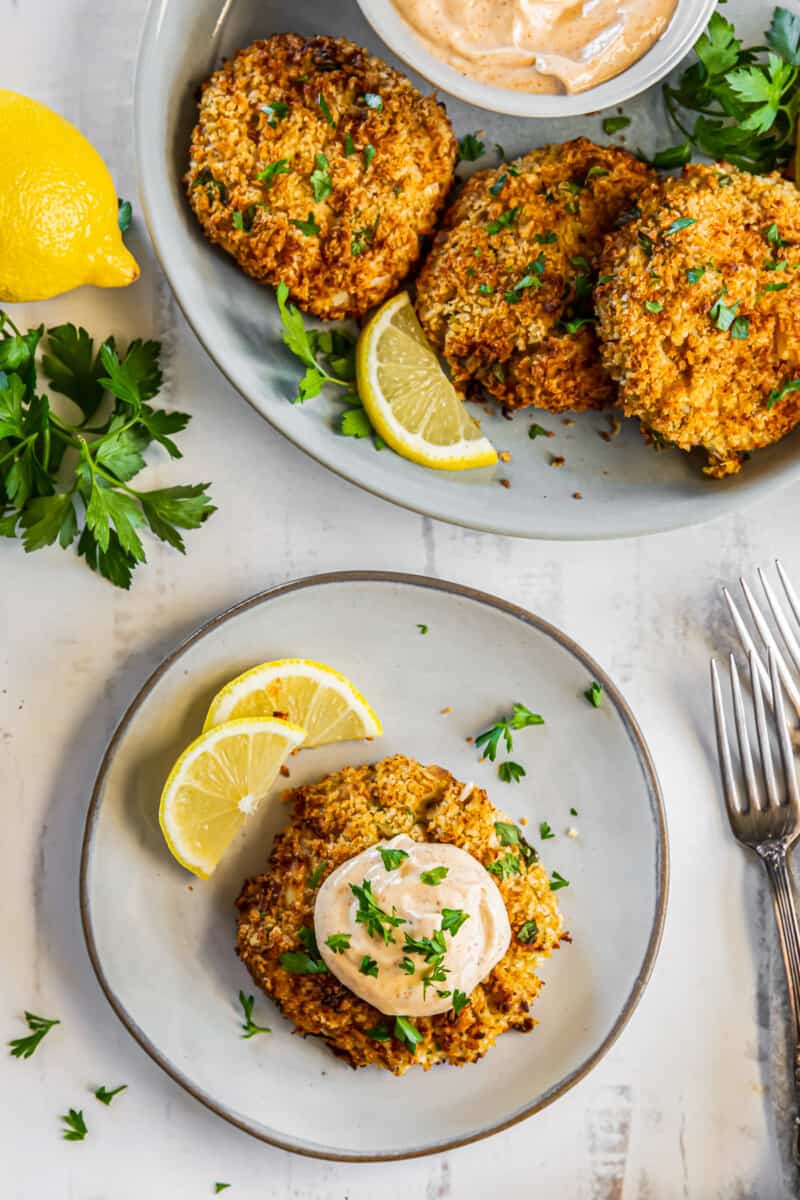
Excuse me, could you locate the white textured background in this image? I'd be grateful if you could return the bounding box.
[1,0,798,1195]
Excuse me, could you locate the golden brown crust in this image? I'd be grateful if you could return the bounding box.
[595,162,800,477]
[236,755,564,1074]
[185,34,457,319]
[414,138,655,413]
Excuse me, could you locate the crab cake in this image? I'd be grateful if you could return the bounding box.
[414,138,655,414]
[186,34,457,320]
[236,755,564,1075]
[596,163,800,477]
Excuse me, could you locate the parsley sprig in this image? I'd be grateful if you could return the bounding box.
[475,702,544,761]
[0,316,215,588]
[61,1108,88,1142]
[8,1010,60,1059]
[662,8,800,179]
[238,991,272,1036]
[94,1084,127,1106]
[351,879,406,944]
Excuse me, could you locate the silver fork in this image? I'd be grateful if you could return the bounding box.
[711,644,800,1164]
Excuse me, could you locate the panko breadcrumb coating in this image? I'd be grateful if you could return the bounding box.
[186,34,457,319]
[414,138,655,414]
[236,755,564,1074]
[595,163,800,477]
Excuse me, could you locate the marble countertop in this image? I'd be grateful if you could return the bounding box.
[1,0,797,1195]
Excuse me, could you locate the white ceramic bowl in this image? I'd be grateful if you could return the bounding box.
[354,0,718,117]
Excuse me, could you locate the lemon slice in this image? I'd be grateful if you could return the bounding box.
[356,292,498,470]
[203,658,382,747]
[159,717,306,878]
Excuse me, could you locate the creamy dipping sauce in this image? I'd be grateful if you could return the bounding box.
[391,0,678,95]
[314,833,511,1016]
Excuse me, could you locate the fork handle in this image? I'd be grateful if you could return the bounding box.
[760,841,800,1165]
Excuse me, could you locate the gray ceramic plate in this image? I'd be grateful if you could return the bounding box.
[81,573,667,1160]
[135,0,794,540]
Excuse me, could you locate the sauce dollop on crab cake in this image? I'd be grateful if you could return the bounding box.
[595,162,800,476]
[236,755,565,1074]
[414,138,655,414]
[186,34,457,320]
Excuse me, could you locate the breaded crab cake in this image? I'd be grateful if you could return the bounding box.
[414,138,655,413]
[595,163,800,477]
[236,755,564,1075]
[186,34,457,319]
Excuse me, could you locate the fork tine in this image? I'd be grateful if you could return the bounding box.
[730,654,758,813]
[758,567,800,677]
[723,587,772,702]
[711,658,743,823]
[770,648,800,813]
[776,559,800,630]
[750,649,780,810]
[739,578,800,719]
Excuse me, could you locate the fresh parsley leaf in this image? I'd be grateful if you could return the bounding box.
[42,324,106,419]
[238,991,272,1036]
[651,141,692,169]
[360,955,379,977]
[8,1011,60,1059]
[420,866,448,886]
[351,217,378,257]
[489,173,508,196]
[338,407,373,439]
[262,100,289,127]
[457,132,485,162]
[452,989,470,1015]
[585,680,604,707]
[365,1023,392,1041]
[730,315,750,339]
[94,1084,127,1106]
[487,206,521,235]
[403,929,447,962]
[325,933,351,954]
[517,920,539,944]
[61,1108,88,1142]
[767,7,800,64]
[363,144,376,171]
[344,132,356,156]
[666,217,696,236]
[644,300,663,313]
[291,212,320,237]
[417,623,428,634]
[441,908,469,936]
[602,115,630,134]
[536,230,558,244]
[308,861,329,889]
[279,950,328,975]
[399,957,416,975]
[379,846,409,870]
[351,879,406,944]
[498,760,526,783]
[475,702,543,761]
[257,159,290,189]
[767,377,800,408]
[317,93,336,127]
[232,205,259,233]
[393,1015,423,1052]
[570,806,579,816]
[309,153,331,201]
[539,821,555,840]
[478,283,495,295]
[192,167,228,204]
[421,955,449,996]
[529,423,549,439]
[686,266,706,284]
[709,294,740,332]
[214,1185,231,1194]
[549,870,570,891]
[117,198,132,233]
[487,852,521,880]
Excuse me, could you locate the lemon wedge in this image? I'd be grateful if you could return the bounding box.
[356,292,498,470]
[159,717,306,878]
[203,658,382,747]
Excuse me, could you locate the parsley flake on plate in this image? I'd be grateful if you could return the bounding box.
[117,198,132,233]
[238,990,272,1035]
[540,821,555,840]
[475,702,544,761]
[549,870,570,891]
[494,820,539,865]
[214,1185,231,1195]
[94,1084,127,1106]
[585,680,604,707]
[417,623,429,634]
[61,1108,88,1142]
[602,115,630,135]
[529,423,550,439]
[8,1011,60,1059]
[498,760,526,783]
[457,132,485,162]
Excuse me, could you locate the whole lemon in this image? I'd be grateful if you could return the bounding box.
[0,90,139,302]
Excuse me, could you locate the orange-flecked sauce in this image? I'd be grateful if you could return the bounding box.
[392,0,678,95]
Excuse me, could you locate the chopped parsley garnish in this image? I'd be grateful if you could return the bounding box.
[665,217,696,236]
[651,141,692,169]
[309,153,332,202]
[338,407,374,439]
[451,989,470,1015]
[420,866,448,886]
[394,1015,424,1052]
[94,1084,127,1106]
[403,929,447,962]
[279,928,328,975]
[365,1023,392,1041]
[192,167,228,204]
[361,92,383,111]
[325,933,351,954]
[363,144,376,172]
[494,820,539,866]
[518,920,539,944]
[291,212,321,237]
[351,217,378,257]
[441,908,470,936]
[317,93,336,127]
[344,132,356,156]
[504,254,547,304]
[117,198,132,233]
[360,955,379,978]
[486,206,521,235]
[585,680,604,707]
[686,266,706,284]
[570,806,579,816]
[478,283,495,295]
[421,957,449,996]
[379,846,409,871]
[256,159,290,189]
[262,100,289,128]
[602,115,630,135]
[549,870,570,891]
[399,957,416,975]
[489,173,508,196]
[275,281,360,404]
[487,852,521,880]
[709,293,740,332]
[232,205,259,233]
[498,760,526,783]
[308,861,329,889]
[214,1185,231,1194]
[638,231,654,257]
[457,132,485,162]
[539,821,555,840]
[417,623,429,634]
[351,878,406,943]
[529,423,549,439]
[767,377,800,408]
[536,230,558,246]
[763,281,789,291]
[765,222,787,247]
[475,702,544,760]
[559,316,595,334]
[8,1011,60,1059]
[730,315,750,339]
[61,1108,88,1142]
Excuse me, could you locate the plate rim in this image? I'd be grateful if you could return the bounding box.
[80,570,669,1161]
[134,0,800,542]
